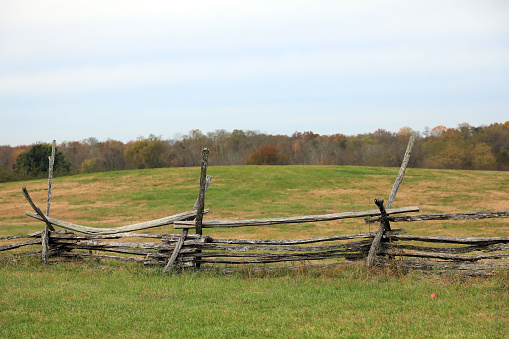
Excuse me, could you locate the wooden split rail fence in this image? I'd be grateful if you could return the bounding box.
[1,140,509,275]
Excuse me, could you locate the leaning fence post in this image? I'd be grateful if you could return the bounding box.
[367,198,391,267]
[387,136,415,209]
[42,140,56,264]
[366,137,414,268]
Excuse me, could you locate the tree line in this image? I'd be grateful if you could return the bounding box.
[1,122,508,182]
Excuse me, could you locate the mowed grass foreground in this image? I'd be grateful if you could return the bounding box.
[1,165,508,338]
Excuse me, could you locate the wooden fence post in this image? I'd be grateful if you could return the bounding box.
[387,136,415,209]
[163,149,210,273]
[366,137,413,268]
[367,198,391,267]
[195,148,209,236]
[42,140,56,264]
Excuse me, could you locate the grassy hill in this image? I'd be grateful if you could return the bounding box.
[1,165,507,239]
[0,166,508,338]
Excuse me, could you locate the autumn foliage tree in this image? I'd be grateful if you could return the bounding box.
[1,121,508,182]
[247,145,289,165]
[125,135,172,169]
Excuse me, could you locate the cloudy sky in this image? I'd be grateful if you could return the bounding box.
[1,0,508,146]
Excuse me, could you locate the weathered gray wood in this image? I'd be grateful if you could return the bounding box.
[198,244,368,257]
[201,240,371,253]
[59,251,148,263]
[0,231,43,241]
[163,229,189,273]
[46,140,56,216]
[56,245,155,256]
[166,173,211,270]
[367,198,391,268]
[42,140,56,264]
[197,252,364,264]
[47,232,200,240]
[388,243,509,254]
[162,234,208,242]
[22,187,55,232]
[51,238,206,250]
[365,210,509,223]
[391,234,509,244]
[25,209,209,234]
[193,175,212,211]
[381,249,509,261]
[22,186,53,263]
[387,136,415,209]
[146,248,198,258]
[195,148,209,236]
[0,238,42,251]
[41,230,50,264]
[184,207,419,228]
[174,221,195,229]
[48,232,204,240]
[207,229,406,245]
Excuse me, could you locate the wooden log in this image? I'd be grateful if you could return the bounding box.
[163,229,189,273]
[146,248,198,258]
[380,249,509,261]
[387,135,415,209]
[365,210,509,223]
[197,252,365,264]
[201,240,371,253]
[391,235,509,244]
[46,140,56,215]
[162,234,209,242]
[207,229,406,245]
[388,243,509,254]
[51,238,206,250]
[174,221,195,229]
[48,232,201,240]
[193,175,212,211]
[22,187,55,232]
[43,143,56,265]
[25,209,209,234]
[58,245,155,256]
[59,251,148,263]
[367,198,391,268]
[48,232,203,240]
[0,231,43,241]
[195,148,209,235]
[41,230,50,265]
[187,207,418,228]
[198,246,366,258]
[0,238,41,251]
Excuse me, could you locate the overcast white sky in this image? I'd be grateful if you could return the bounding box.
[1,0,508,146]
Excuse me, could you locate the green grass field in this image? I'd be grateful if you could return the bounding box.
[1,165,508,338]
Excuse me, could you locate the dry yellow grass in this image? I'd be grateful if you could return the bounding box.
[1,166,508,242]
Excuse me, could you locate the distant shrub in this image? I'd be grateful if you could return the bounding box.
[247,145,289,165]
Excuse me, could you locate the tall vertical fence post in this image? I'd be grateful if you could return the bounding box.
[195,148,209,236]
[42,140,56,264]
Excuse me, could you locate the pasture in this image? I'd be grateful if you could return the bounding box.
[1,165,508,338]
